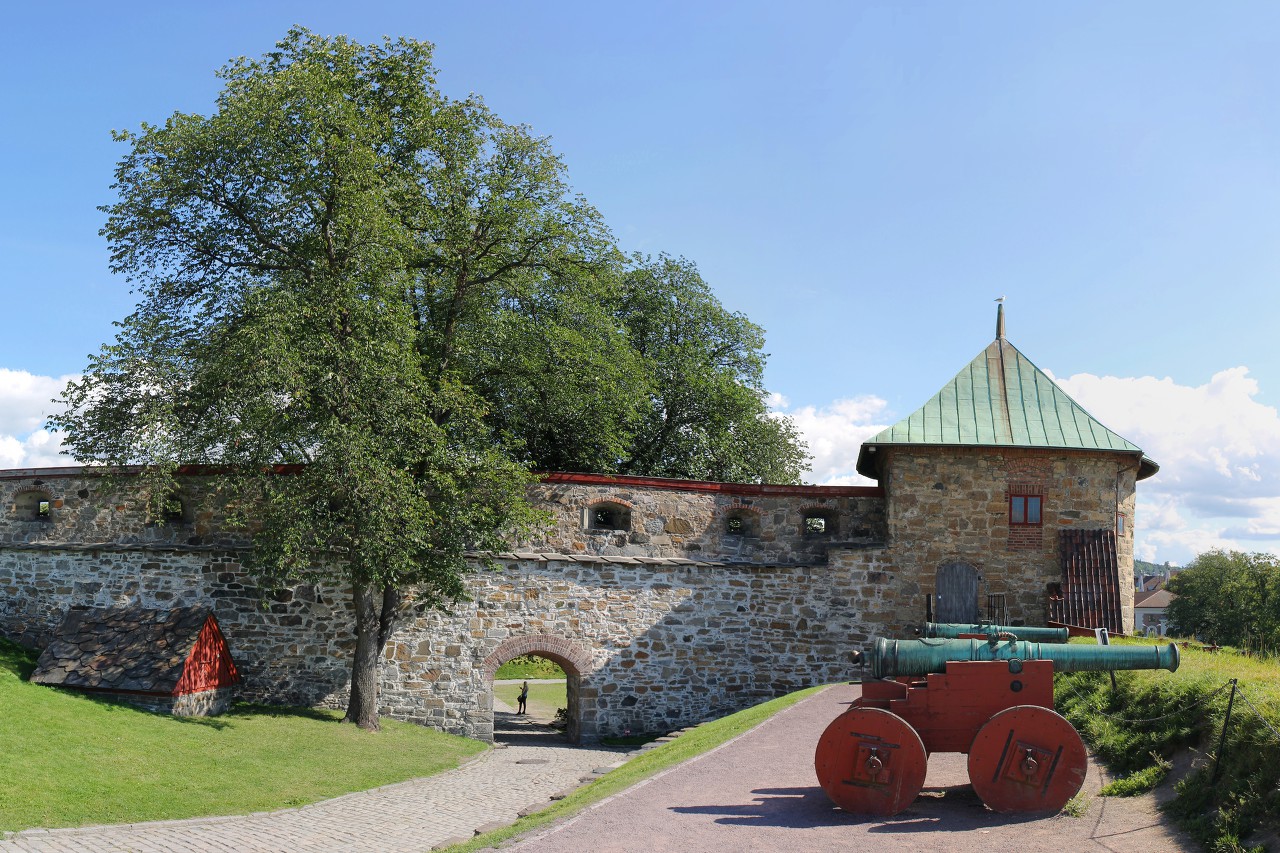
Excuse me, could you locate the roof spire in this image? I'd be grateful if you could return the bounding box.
[995,296,1006,339]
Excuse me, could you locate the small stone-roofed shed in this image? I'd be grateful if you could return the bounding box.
[854,305,1159,633]
[31,605,240,716]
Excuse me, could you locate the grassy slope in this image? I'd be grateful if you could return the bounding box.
[0,639,486,832]
[1057,637,1280,850]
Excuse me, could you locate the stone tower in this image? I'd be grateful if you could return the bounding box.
[853,305,1158,632]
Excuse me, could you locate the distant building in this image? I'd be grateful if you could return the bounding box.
[1135,588,1177,635]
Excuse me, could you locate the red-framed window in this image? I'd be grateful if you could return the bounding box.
[1009,492,1042,526]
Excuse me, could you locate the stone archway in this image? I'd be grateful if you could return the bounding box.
[482,633,594,743]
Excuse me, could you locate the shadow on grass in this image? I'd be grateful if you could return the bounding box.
[225,703,342,723]
[3,640,349,731]
[0,639,39,680]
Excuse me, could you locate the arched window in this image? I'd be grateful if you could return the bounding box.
[724,512,753,536]
[586,502,631,532]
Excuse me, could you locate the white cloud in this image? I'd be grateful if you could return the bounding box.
[1040,367,1280,565]
[774,395,889,485]
[0,369,75,468]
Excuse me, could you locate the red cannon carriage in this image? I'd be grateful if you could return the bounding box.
[814,635,1180,816]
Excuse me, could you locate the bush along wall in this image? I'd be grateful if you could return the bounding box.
[1056,643,1280,852]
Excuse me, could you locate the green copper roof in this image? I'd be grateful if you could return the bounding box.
[856,319,1158,481]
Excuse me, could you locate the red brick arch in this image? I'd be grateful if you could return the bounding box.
[481,633,593,679]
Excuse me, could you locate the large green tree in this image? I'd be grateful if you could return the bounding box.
[473,252,808,481]
[54,29,807,729]
[1166,550,1280,649]
[615,254,807,483]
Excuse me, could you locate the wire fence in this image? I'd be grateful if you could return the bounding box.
[1060,671,1280,786]
[1059,675,1236,724]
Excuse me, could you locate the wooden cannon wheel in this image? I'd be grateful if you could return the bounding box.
[814,707,928,817]
[966,705,1088,814]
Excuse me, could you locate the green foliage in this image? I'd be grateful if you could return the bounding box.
[1166,550,1280,652]
[0,639,484,831]
[1135,558,1176,581]
[1060,793,1089,817]
[1099,756,1171,796]
[57,28,593,725]
[1057,638,1280,850]
[53,28,807,726]
[472,250,809,482]
[613,254,808,484]
[494,655,565,679]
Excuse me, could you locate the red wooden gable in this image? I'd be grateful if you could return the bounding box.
[175,616,240,695]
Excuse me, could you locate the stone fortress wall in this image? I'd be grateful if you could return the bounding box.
[0,448,1138,740]
[0,467,895,740]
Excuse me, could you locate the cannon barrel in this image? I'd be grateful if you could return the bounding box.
[923,622,1070,643]
[868,636,1179,679]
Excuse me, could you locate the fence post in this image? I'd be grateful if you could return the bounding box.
[1212,679,1239,784]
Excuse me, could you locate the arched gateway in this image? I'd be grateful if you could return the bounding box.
[482,633,594,743]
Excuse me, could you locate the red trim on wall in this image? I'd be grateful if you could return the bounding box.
[0,466,885,499]
[536,472,883,498]
[0,464,306,481]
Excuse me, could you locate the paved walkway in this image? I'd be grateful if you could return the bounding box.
[1,687,1196,852]
[0,713,625,853]
[508,685,1196,853]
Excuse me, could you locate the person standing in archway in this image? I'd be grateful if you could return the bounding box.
[517,681,529,715]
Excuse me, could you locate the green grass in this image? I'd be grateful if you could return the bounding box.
[1056,637,1280,849]
[1061,793,1089,817]
[0,639,487,832]
[447,684,828,852]
[494,655,565,679]
[1098,758,1170,796]
[493,680,566,720]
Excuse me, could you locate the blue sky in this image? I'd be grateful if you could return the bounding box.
[3,2,1279,564]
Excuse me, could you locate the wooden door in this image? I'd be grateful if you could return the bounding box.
[935,561,979,623]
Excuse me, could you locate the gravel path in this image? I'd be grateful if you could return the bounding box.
[507,684,1197,853]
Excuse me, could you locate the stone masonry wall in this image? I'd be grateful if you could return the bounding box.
[863,446,1138,634]
[0,468,890,741]
[0,538,891,741]
[519,475,886,563]
[0,457,1141,740]
[381,550,894,740]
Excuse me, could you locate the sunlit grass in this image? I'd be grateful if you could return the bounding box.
[1057,636,1280,849]
[0,639,486,832]
[494,680,566,720]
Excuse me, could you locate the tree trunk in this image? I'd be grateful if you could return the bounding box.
[343,583,398,730]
